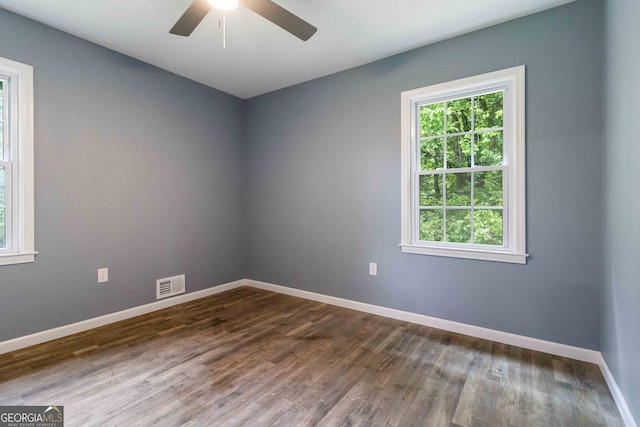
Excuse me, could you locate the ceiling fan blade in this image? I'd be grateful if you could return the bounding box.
[170,0,213,36]
[240,0,317,41]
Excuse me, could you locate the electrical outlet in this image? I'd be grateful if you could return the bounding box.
[369,262,377,276]
[98,268,109,283]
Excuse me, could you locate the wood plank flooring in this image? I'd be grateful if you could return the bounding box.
[0,286,624,426]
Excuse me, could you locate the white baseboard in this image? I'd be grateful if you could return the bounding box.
[0,278,602,364]
[247,279,639,426]
[0,279,246,355]
[246,279,601,363]
[246,279,639,426]
[597,354,638,427]
[1,277,634,427]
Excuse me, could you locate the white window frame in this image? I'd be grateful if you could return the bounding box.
[400,66,527,264]
[0,56,36,266]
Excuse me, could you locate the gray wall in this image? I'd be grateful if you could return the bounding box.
[3,0,634,418]
[245,0,603,349]
[603,0,640,423]
[0,0,610,355]
[0,9,246,341]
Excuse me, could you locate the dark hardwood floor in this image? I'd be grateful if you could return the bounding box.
[0,286,624,426]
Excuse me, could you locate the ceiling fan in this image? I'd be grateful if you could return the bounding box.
[170,0,317,41]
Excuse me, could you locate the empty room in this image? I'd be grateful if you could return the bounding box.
[0,0,637,425]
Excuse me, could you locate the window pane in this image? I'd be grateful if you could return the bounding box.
[0,81,3,159]
[420,103,444,137]
[420,137,443,170]
[420,209,443,241]
[446,209,471,243]
[446,173,471,206]
[0,166,4,206]
[446,134,471,169]
[0,207,4,248]
[474,131,503,166]
[446,98,472,134]
[474,171,503,206]
[0,83,5,248]
[420,174,443,206]
[474,209,503,245]
[475,92,503,129]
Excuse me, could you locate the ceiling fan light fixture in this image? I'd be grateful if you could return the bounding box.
[207,0,239,11]
[171,0,317,40]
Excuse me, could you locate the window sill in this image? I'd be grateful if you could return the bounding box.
[400,244,527,264]
[0,251,38,266]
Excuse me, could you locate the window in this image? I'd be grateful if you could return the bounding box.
[0,56,35,266]
[400,66,526,264]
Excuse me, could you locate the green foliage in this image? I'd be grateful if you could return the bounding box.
[446,173,471,206]
[446,98,472,133]
[474,171,502,206]
[475,131,502,166]
[420,175,442,206]
[420,103,444,137]
[418,90,505,245]
[446,210,471,243]
[475,92,503,129]
[420,209,442,241]
[419,208,503,245]
[420,137,443,170]
[446,135,471,168]
[473,210,503,245]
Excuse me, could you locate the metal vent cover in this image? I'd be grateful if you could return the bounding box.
[156,274,185,299]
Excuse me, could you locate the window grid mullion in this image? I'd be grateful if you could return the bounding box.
[0,80,6,162]
[442,102,447,242]
[414,106,421,244]
[420,127,504,142]
[0,79,9,249]
[419,165,505,175]
[470,172,475,244]
[471,96,475,167]
[470,96,475,244]
[502,151,509,246]
[442,174,446,242]
[0,162,6,209]
[0,117,4,161]
[421,205,503,210]
[500,88,508,247]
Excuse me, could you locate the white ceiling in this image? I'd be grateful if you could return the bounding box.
[0,0,574,99]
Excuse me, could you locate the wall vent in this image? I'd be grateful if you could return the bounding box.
[156,274,186,300]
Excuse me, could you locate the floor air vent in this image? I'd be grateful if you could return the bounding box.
[156,274,186,300]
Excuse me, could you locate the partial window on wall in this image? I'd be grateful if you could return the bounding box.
[400,66,527,264]
[0,56,35,266]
